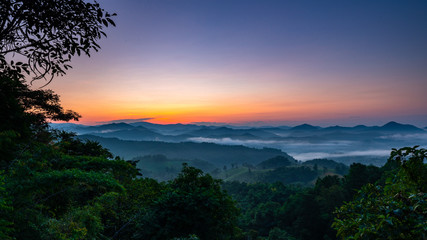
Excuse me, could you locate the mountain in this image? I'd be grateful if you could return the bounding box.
[187,126,279,139]
[130,121,203,135]
[290,124,320,131]
[71,123,165,141]
[51,121,427,167]
[379,121,422,132]
[352,125,369,130]
[49,123,87,132]
[323,125,350,131]
[89,127,164,141]
[78,135,289,167]
[79,122,135,133]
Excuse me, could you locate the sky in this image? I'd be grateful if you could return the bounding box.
[40,0,427,127]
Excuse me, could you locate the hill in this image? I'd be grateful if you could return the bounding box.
[379,121,422,132]
[214,157,347,186]
[78,135,289,167]
[302,158,349,175]
[133,154,216,181]
[256,155,295,169]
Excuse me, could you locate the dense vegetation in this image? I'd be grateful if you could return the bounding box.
[1,1,425,239]
[1,77,425,239]
[0,79,240,239]
[220,147,426,239]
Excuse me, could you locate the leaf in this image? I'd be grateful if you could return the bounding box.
[107,18,116,27]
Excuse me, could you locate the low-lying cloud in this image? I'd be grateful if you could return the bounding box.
[186,137,416,161]
[290,150,391,161]
[378,133,427,141]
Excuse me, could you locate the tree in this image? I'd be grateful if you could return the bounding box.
[0,75,80,134]
[0,75,80,169]
[134,164,240,240]
[333,146,427,239]
[268,227,296,240]
[0,171,12,240]
[5,136,142,239]
[0,0,115,83]
[0,0,115,166]
[343,163,382,198]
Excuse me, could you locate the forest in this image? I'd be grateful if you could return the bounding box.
[1,1,426,239]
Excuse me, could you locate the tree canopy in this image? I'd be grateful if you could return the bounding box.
[0,0,115,83]
[133,164,240,240]
[333,146,427,239]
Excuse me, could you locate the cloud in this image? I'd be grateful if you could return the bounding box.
[187,137,352,147]
[96,118,155,124]
[378,133,427,141]
[186,137,404,161]
[187,137,280,147]
[290,150,391,161]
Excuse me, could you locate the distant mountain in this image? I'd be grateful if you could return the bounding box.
[352,125,368,130]
[51,121,427,165]
[323,125,350,131]
[51,121,425,139]
[78,135,290,166]
[187,126,279,139]
[83,122,134,132]
[89,127,164,141]
[379,121,422,132]
[49,122,136,135]
[130,121,202,135]
[49,123,87,132]
[290,124,320,131]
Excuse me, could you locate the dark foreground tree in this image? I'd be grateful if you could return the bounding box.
[0,75,80,169]
[333,146,427,239]
[0,0,115,167]
[0,0,115,83]
[133,164,240,240]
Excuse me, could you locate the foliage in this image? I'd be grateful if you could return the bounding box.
[0,75,79,150]
[2,4,424,239]
[268,227,297,240]
[133,164,240,240]
[222,160,386,240]
[54,131,113,158]
[257,156,293,169]
[343,163,382,196]
[262,166,318,185]
[223,182,301,239]
[172,235,200,240]
[0,171,13,240]
[0,0,115,83]
[333,146,427,239]
[0,74,83,176]
[42,205,103,240]
[132,154,216,181]
[5,138,139,239]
